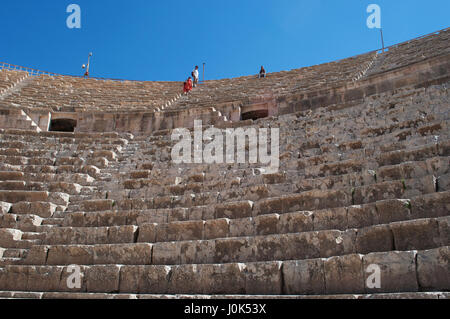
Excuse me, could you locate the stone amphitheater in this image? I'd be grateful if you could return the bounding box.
[0,28,449,299]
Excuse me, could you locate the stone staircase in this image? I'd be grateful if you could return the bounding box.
[0,81,448,298]
[0,109,41,132]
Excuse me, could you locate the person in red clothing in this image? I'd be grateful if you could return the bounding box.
[183,77,193,94]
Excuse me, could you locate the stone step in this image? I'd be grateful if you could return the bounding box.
[26,215,449,266]
[104,175,436,215]
[0,191,69,206]
[1,249,28,259]
[0,164,100,179]
[48,204,450,252]
[63,190,450,228]
[1,247,448,295]
[0,181,93,195]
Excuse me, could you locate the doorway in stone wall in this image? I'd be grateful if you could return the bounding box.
[49,119,77,132]
[241,109,269,121]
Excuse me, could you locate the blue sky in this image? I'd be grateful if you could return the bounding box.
[1,0,449,81]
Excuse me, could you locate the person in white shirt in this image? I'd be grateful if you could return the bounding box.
[193,66,199,87]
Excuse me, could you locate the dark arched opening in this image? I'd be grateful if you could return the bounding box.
[49,119,77,132]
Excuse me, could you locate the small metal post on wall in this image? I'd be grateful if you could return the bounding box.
[380,28,385,52]
[82,52,93,78]
[203,63,205,83]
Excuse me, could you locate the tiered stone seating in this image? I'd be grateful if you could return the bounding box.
[166,51,378,114]
[365,28,450,77]
[0,29,449,299]
[0,75,182,113]
[0,69,29,96]
[0,79,448,298]
[0,130,133,267]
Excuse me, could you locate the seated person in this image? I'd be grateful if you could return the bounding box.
[259,66,266,78]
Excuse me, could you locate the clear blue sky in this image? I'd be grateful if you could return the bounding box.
[1,0,448,81]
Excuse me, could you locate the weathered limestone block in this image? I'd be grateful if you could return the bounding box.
[416,247,450,291]
[353,181,404,205]
[301,189,351,211]
[279,211,314,234]
[377,164,405,182]
[166,264,202,294]
[137,223,158,243]
[437,217,450,246]
[86,265,121,293]
[19,214,43,230]
[356,225,394,254]
[437,140,450,156]
[0,265,30,291]
[180,240,216,264]
[136,209,167,225]
[313,207,348,231]
[63,212,85,227]
[160,220,204,242]
[168,263,246,295]
[93,150,117,161]
[375,199,411,224]
[324,254,365,294]
[0,201,12,214]
[46,245,94,265]
[0,190,48,203]
[72,173,95,185]
[229,217,255,237]
[319,229,356,258]
[283,232,321,260]
[410,191,450,219]
[244,262,283,295]
[0,228,22,244]
[0,171,24,181]
[0,213,17,229]
[204,218,229,240]
[108,225,138,243]
[215,200,253,219]
[119,265,172,294]
[255,234,287,262]
[130,170,151,179]
[11,201,57,218]
[163,207,188,223]
[48,192,70,206]
[426,156,450,176]
[404,175,437,197]
[22,245,50,265]
[49,182,83,195]
[390,219,441,251]
[438,174,450,191]
[152,241,180,265]
[45,227,107,245]
[255,197,283,215]
[27,266,63,292]
[81,199,114,212]
[87,157,109,169]
[187,205,214,221]
[255,214,280,235]
[283,259,326,295]
[214,237,257,263]
[363,251,418,293]
[93,244,152,265]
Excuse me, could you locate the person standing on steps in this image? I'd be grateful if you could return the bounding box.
[192,66,199,87]
[183,77,193,95]
[259,66,266,78]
